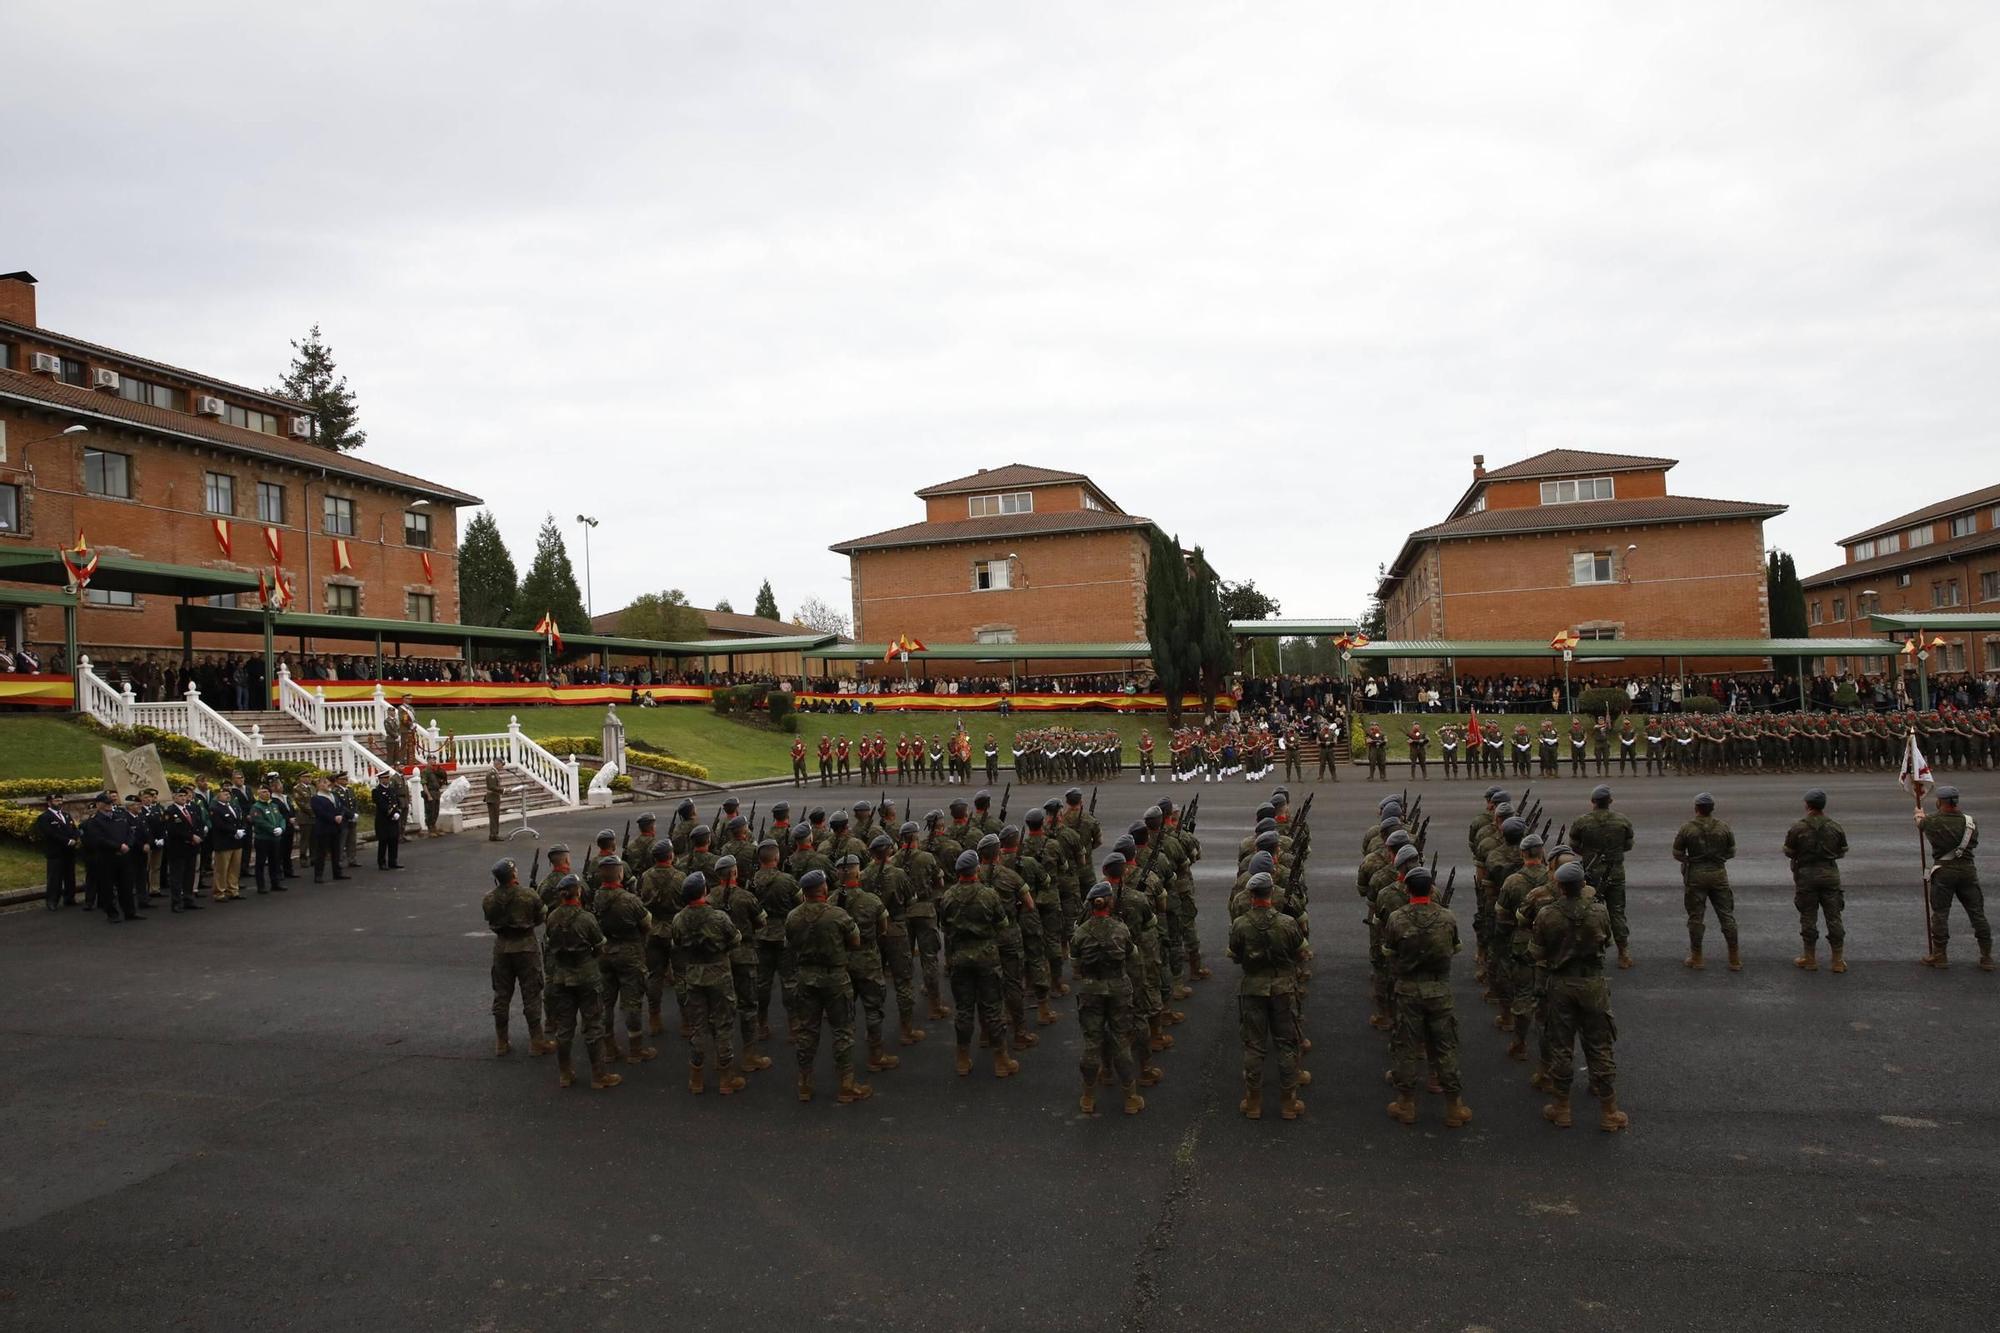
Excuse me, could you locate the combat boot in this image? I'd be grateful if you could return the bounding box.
[954,1044,973,1077]
[1014,1026,1039,1049]
[1139,1061,1163,1087]
[1726,941,1743,972]
[1598,1093,1630,1132]
[1793,944,1818,971]
[602,1029,625,1062]
[1123,1086,1146,1115]
[1279,1086,1305,1120]
[494,1021,512,1057]
[1922,944,1948,969]
[1240,1082,1263,1120]
[528,1021,557,1056]
[688,1061,705,1095]
[717,1063,747,1095]
[1442,1095,1473,1129]
[1192,958,1212,981]
[927,992,951,1021]
[899,1019,925,1046]
[866,1040,900,1072]
[1037,999,1060,1027]
[1506,1035,1527,1061]
[1683,947,1705,970]
[740,1046,773,1073]
[1617,944,1634,970]
[836,1070,873,1103]
[1542,1093,1573,1128]
[994,1041,1019,1078]
[1493,1011,1514,1031]
[1294,1068,1312,1087]
[1171,982,1192,1001]
[1386,1093,1417,1125]
[557,1048,576,1089]
[588,1050,623,1091]
[1829,946,1847,974]
[755,1018,771,1042]
[796,1072,813,1102]
[1079,1079,1098,1116]
[646,1004,664,1037]
[1530,1066,1551,1092]
[625,1031,658,1064]
[1982,944,1997,973]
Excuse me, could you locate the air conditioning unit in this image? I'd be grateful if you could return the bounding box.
[29,352,61,376]
[289,415,313,439]
[93,368,122,393]
[196,395,225,417]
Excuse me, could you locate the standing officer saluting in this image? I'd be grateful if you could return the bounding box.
[1918,785,1994,971]
[1784,788,1849,973]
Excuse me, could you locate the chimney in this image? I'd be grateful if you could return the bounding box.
[1472,453,1486,479]
[0,271,37,327]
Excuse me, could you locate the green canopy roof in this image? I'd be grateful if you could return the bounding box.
[1228,618,1360,637]
[820,641,1151,661]
[1347,637,1901,660]
[1869,613,2000,633]
[0,546,261,598]
[172,605,840,657]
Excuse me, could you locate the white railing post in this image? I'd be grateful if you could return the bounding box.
[250,724,265,765]
[507,715,522,768]
[565,756,581,806]
[371,683,387,732]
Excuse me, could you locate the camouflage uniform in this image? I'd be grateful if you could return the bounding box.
[835,876,893,1062]
[937,875,1010,1053]
[1070,908,1137,1092]
[1922,805,1991,962]
[593,879,654,1058]
[1672,811,1738,964]
[785,897,863,1091]
[1784,810,1848,962]
[668,897,742,1077]
[1531,888,1623,1123]
[751,861,802,1033]
[482,878,548,1051]
[718,874,768,1058]
[544,901,610,1073]
[636,859,687,1034]
[1381,898,1465,1105]
[1569,804,1635,956]
[1228,900,1306,1112]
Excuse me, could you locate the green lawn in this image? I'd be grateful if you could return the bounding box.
[0,715,112,781]
[0,840,43,891]
[422,705,1183,783]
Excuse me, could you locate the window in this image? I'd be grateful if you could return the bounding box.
[204,471,234,515]
[225,405,280,435]
[973,627,1017,645]
[1809,600,1823,626]
[1571,550,1613,584]
[1908,525,1935,549]
[967,492,1033,518]
[1832,596,1846,621]
[1852,539,1876,561]
[1878,533,1901,555]
[322,495,355,536]
[118,376,184,411]
[206,593,239,609]
[83,448,131,498]
[1539,477,1615,505]
[1982,571,2000,603]
[405,592,436,622]
[403,510,432,548]
[973,558,1011,591]
[1575,627,1618,641]
[1934,580,1962,608]
[1081,492,1105,512]
[60,357,87,387]
[86,587,135,607]
[1467,493,1487,514]
[1896,572,1912,588]
[0,482,18,534]
[1951,513,1979,539]
[0,341,12,370]
[257,482,285,524]
[325,584,358,616]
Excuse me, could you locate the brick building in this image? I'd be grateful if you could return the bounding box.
[0,271,478,661]
[589,605,823,677]
[1802,481,2000,675]
[830,464,1156,675]
[1377,449,1784,675]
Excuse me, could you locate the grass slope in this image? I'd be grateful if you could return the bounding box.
[0,715,113,781]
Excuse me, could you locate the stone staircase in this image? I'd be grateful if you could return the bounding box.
[215,709,321,747]
[474,764,584,833]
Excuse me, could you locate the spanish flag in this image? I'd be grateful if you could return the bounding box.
[534,612,564,654]
[212,517,232,559]
[61,533,98,591]
[883,633,927,661]
[264,525,283,563]
[333,538,354,572]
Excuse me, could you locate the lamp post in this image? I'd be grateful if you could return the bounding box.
[576,515,599,617]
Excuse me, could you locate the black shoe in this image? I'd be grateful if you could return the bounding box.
[170,904,182,913]
[388,863,402,870]
[273,884,288,892]
[124,913,145,922]
[257,888,269,895]
[314,876,324,884]
[184,901,204,911]
[332,873,349,881]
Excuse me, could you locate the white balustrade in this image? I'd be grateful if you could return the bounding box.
[274,665,387,738]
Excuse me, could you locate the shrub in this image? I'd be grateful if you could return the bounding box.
[627,753,710,782]
[530,735,601,757]
[766,690,795,726]
[1834,682,1860,709]
[780,714,800,734]
[1575,687,1630,719]
[1678,694,1722,714]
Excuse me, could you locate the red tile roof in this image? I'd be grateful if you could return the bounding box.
[915,463,1112,502]
[1802,526,2000,589]
[0,368,479,504]
[830,509,1152,554]
[1411,494,1783,541]
[589,606,816,637]
[0,316,308,412]
[1836,481,2000,546]
[1475,448,1679,482]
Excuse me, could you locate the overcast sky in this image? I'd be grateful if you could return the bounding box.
[6,2,1997,629]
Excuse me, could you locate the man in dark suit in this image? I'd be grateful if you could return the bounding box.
[127,793,159,905]
[33,792,80,911]
[372,773,405,870]
[82,793,141,924]
[162,786,206,912]
[310,777,348,882]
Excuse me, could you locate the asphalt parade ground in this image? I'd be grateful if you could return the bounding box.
[3,766,1998,1331]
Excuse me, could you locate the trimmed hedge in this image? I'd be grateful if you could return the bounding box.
[1679,694,1723,714]
[529,732,710,782]
[1575,687,1631,719]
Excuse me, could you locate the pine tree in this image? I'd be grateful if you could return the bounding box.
[1767,548,1809,678]
[1359,563,1389,639]
[714,598,734,614]
[512,514,588,640]
[754,580,780,622]
[1144,530,1193,725]
[457,511,517,628]
[1188,547,1235,710]
[272,324,366,452]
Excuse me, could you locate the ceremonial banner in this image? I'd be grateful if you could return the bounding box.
[420,550,434,583]
[0,674,75,708]
[333,538,354,572]
[211,517,232,558]
[264,525,284,563]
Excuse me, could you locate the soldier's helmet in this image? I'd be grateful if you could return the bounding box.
[1042,797,1064,815]
[636,813,656,830]
[1256,817,1278,834]
[853,802,871,816]
[1804,789,1827,809]
[757,839,779,856]
[1495,803,1515,819]
[1591,785,1613,804]
[1937,786,1961,804]
[677,798,697,819]
[793,824,817,845]
[1694,792,1716,812]
[1086,882,1115,906]
[974,790,992,808]
[597,854,625,877]
[1065,788,1084,804]
[953,850,981,875]
[1521,834,1545,854]
[490,858,516,884]
[829,811,849,829]
[772,801,791,819]
[838,853,861,870]
[596,829,617,846]
[713,854,737,878]
[1101,851,1127,874]
[1113,836,1137,858]
[1143,807,1163,827]
[1255,804,1275,822]
[722,797,741,814]
[869,833,894,854]
[690,826,712,847]
[948,800,968,817]
[1256,830,1281,852]
[1023,809,1045,829]
[1380,816,1402,834]
[1385,830,1411,851]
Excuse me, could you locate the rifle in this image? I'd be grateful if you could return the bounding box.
[903,797,911,825]
[1185,792,1200,833]
[1429,850,1437,876]
[1440,865,1458,908]
[756,815,766,844]
[1415,813,1431,851]
[1519,784,1533,814]
[527,844,542,887]
[709,804,724,838]
[1554,822,1568,849]
[1089,785,1098,816]
[622,818,631,855]
[1400,785,1409,813]
[746,800,758,835]
[998,782,1011,823]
